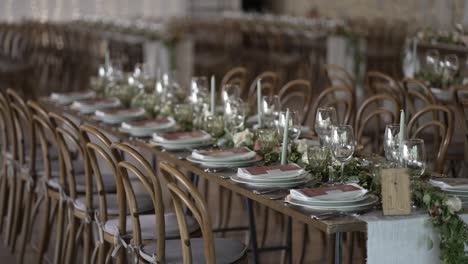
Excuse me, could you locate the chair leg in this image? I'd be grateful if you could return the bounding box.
[0,170,8,233]
[11,178,25,252]
[82,222,92,264]
[53,201,66,264]
[221,191,233,236]
[37,196,52,264]
[64,216,79,264]
[246,198,259,264]
[259,206,270,248]
[18,185,34,264]
[5,173,17,248]
[97,242,107,264]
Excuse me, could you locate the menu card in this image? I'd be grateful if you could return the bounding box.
[290,184,367,201]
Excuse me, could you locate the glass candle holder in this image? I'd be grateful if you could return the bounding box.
[255,129,278,154]
[174,103,193,131]
[204,114,225,138]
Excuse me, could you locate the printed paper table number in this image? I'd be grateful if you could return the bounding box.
[381,168,411,216]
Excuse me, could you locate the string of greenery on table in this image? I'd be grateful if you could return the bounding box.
[230,128,468,263]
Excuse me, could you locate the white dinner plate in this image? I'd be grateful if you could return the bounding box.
[285,194,379,212]
[230,174,310,188]
[289,193,369,205]
[150,140,214,150]
[95,108,146,124]
[186,155,263,169]
[70,98,121,114]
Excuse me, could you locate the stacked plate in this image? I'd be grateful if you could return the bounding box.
[70,98,121,114]
[430,178,468,204]
[231,163,310,188]
[50,91,96,105]
[151,131,213,150]
[119,117,176,137]
[286,184,378,212]
[94,108,146,124]
[187,147,262,168]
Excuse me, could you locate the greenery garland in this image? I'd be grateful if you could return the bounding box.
[230,128,468,263]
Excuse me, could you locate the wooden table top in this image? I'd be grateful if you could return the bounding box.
[39,98,367,234]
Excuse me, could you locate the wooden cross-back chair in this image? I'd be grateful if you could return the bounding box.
[365,71,405,109]
[322,64,355,89]
[0,90,17,248]
[451,87,468,170]
[278,79,313,125]
[26,100,66,264]
[401,78,437,118]
[6,88,45,262]
[79,124,132,264]
[247,71,279,108]
[221,66,248,99]
[310,85,355,133]
[158,161,247,264]
[407,105,454,174]
[111,143,199,263]
[355,94,401,154]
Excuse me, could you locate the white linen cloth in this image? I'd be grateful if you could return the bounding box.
[359,210,468,264]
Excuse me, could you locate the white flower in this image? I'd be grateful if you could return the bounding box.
[295,139,309,154]
[233,129,253,147]
[445,196,462,213]
[301,152,309,165]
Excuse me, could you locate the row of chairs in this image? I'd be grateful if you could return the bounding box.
[0,89,248,263]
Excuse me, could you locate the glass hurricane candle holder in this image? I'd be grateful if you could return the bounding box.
[174,103,193,131]
[255,129,278,154]
[204,114,225,138]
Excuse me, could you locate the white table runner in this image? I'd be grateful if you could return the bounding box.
[359,211,468,264]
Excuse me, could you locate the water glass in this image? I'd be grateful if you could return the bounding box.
[256,129,278,154]
[222,84,241,104]
[330,125,355,181]
[307,146,330,178]
[204,115,225,138]
[278,111,301,141]
[401,139,426,178]
[224,98,246,135]
[262,95,281,128]
[383,124,400,165]
[425,49,441,74]
[315,107,337,146]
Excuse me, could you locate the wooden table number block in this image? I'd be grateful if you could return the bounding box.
[381,168,411,216]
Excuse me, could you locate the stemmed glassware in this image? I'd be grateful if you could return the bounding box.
[383,124,400,166]
[278,110,301,141]
[315,107,338,146]
[330,125,355,182]
[262,95,281,128]
[224,98,246,135]
[400,139,426,179]
[443,54,459,81]
[425,49,441,75]
[221,84,241,105]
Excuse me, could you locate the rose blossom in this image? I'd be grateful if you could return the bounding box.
[445,196,462,213]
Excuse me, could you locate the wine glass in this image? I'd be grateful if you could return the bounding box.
[262,95,281,128]
[315,107,338,146]
[221,84,241,104]
[443,54,459,81]
[383,124,400,166]
[330,125,355,182]
[191,76,208,94]
[224,98,246,135]
[425,49,441,75]
[278,111,301,141]
[400,139,426,179]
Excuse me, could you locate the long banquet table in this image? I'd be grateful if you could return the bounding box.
[39,97,364,263]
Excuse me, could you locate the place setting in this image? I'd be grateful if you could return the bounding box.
[70,97,121,114]
[93,107,147,124]
[429,178,468,204]
[50,90,96,105]
[150,130,214,150]
[186,147,262,169]
[119,117,176,137]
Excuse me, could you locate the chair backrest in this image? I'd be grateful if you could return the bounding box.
[27,100,62,182]
[322,64,355,89]
[80,124,126,233]
[355,94,401,153]
[278,79,313,125]
[6,89,35,172]
[451,86,468,163]
[247,71,279,108]
[310,85,355,131]
[159,161,216,264]
[111,142,166,262]
[401,78,437,118]
[49,112,84,200]
[408,105,454,173]
[365,71,405,108]
[0,90,16,164]
[221,67,248,98]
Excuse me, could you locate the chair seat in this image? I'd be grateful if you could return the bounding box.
[47,171,117,193]
[74,193,154,215]
[140,238,247,264]
[103,213,199,240]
